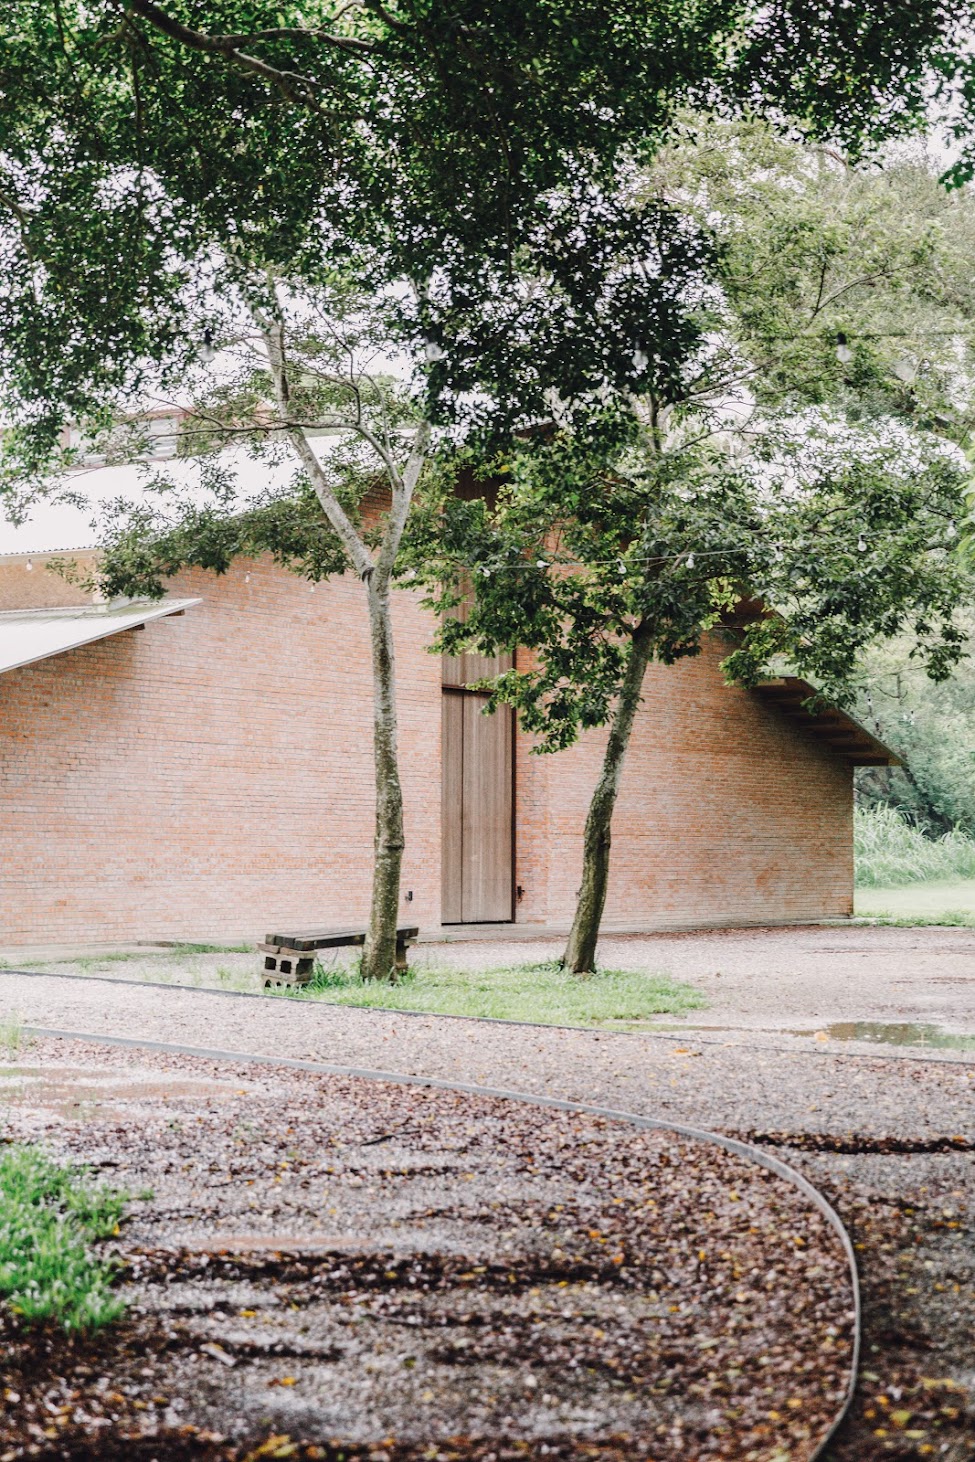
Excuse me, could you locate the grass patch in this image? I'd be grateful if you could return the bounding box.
[168,942,254,956]
[854,878,975,926]
[0,1146,126,1332]
[0,1016,25,1056]
[293,958,706,1026]
[855,805,975,888]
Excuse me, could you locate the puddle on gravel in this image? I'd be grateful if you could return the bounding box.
[0,1064,243,1119]
[657,1020,975,1050]
[810,1020,975,1050]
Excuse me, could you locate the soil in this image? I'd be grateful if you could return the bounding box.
[0,1040,852,1462]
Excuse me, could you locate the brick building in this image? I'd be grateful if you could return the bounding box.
[0,463,897,947]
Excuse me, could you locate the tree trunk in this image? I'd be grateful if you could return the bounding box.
[360,573,406,982]
[260,308,430,984]
[562,625,653,974]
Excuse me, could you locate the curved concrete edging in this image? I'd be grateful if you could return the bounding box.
[6,966,974,1067]
[23,1023,859,1461]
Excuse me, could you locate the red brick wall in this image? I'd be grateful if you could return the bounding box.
[0,555,852,944]
[0,555,442,944]
[527,636,853,930]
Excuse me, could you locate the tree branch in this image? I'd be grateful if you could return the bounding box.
[123,0,330,109]
[260,314,374,581]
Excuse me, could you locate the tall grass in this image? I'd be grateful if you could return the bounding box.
[855,805,975,888]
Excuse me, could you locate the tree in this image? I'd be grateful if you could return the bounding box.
[412,128,975,972]
[852,611,975,836]
[0,4,972,976]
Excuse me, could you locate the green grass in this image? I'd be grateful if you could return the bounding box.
[290,959,707,1026]
[58,943,254,971]
[0,1146,127,1332]
[854,879,975,926]
[0,1016,24,1056]
[168,942,254,956]
[855,805,975,888]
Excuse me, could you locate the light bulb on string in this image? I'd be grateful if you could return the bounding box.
[947,519,957,540]
[857,534,867,553]
[686,552,695,568]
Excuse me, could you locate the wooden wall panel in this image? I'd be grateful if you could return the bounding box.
[441,693,465,922]
[461,696,513,922]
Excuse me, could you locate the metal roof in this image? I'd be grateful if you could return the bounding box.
[0,438,346,557]
[0,598,200,677]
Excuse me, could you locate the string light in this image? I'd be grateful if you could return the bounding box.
[432,517,957,581]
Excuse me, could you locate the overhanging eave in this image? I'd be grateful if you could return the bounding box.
[0,598,201,677]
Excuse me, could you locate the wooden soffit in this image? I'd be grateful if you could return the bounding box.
[752,677,902,767]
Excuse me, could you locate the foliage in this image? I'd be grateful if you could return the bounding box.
[411,131,975,751]
[854,805,975,888]
[0,1146,126,1332]
[0,1,971,484]
[854,615,975,835]
[294,959,706,1026]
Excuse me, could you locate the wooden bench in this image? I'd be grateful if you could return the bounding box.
[259,926,420,987]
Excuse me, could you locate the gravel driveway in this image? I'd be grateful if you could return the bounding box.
[1,1040,853,1462]
[6,922,975,1034]
[2,923,974,1460]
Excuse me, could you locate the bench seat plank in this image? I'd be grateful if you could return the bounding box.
[264,926,419,953]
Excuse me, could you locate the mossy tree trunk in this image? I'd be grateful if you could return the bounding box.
[562,624,653,975]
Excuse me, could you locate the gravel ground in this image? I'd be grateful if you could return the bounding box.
[2,930,974,1461]
[1,1040,853,1461]
[5,922,975,1034]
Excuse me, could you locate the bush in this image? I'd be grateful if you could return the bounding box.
[854,805,975,888]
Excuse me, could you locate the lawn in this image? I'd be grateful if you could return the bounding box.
[854,879,975,924]
[292,959,707,1026]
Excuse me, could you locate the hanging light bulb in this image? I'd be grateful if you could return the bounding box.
[947,519,957,540]
[835,332,853,365]
[857,534,867,553]
[199,327,215,365]
[686,552,695,568]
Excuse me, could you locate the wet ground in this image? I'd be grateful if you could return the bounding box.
[1,926,974,1461]
[5,923,975,1040]
[0,1040,853,1461]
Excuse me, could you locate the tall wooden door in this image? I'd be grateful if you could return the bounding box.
[441,646,514,923]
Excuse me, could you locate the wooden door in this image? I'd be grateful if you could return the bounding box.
[441,649,514,923]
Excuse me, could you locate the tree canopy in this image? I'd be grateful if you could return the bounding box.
[409,127,975,968]
[0,0,972,481]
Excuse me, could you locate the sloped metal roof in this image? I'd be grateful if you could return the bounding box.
[0,599,200,677]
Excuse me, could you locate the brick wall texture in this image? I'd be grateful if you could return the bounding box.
[0,553,852,945]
